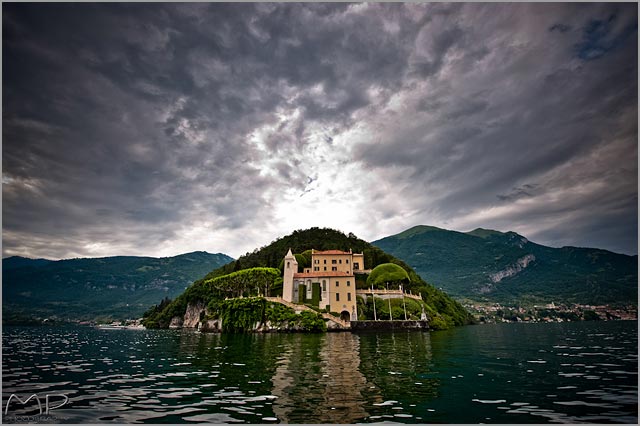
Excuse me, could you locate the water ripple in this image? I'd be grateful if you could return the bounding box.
[2,322,637,424]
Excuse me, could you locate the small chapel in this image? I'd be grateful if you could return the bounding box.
[282,249,366,322]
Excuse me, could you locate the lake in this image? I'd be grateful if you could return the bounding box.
[2,321,637,423]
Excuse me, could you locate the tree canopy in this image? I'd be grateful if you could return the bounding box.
[203,267,280,298]
[367,263,410,288]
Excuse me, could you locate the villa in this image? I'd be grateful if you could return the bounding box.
[282,249,367,322]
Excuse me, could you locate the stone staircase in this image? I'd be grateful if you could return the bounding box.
[264,297,350,328]
[322,314,350,328]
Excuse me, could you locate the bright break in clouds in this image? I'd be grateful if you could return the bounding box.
[2,3,637,259]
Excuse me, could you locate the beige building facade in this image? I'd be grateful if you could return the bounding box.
[282,249,364,321]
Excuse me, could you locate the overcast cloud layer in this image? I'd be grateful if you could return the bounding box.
[3,3,637,259]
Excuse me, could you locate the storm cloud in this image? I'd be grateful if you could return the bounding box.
[3,3,637,259]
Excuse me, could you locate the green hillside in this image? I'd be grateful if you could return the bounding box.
[3,257,53,270]
[143,227,472,329]
[2,251,233,323]
[373,226,638,306]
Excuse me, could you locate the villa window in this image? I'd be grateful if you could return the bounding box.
[322,280,326,292]
[347,281,350,287]
[324,260,327,264]
[332,260,337,264]
[346,259,349,264]
[354,262,359,270]
[287,262,290,269]
[347,293,351,301]
[339,259,342,264]
[336,281,339,287]
[314,267,319,271]
[324,267,327,271]
[332,267,337,271]
[336,293,340,301]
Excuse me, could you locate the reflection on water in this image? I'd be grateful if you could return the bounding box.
[2,321,637,423]
[271,333,375,423]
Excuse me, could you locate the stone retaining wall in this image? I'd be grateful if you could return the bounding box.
[350,320,429,331]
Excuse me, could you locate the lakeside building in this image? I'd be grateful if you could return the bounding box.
[282,249,366,322]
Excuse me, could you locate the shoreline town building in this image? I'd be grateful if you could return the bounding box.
[282,249,366,322]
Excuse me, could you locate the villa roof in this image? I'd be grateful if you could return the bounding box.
[293,271,354,278]
[312,249,352,255]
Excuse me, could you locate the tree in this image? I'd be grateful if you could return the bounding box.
[367,263,410,289]
[295,253,310,271]
[203,267,281,298]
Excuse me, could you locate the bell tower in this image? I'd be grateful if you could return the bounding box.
[282,248,298,302]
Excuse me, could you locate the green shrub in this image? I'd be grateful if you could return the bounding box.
[429,315,449,330]
[218,297,266,333]
[304,304,322,312]
[299,311,326,332]
[143,319,158,328]
[266,301,298,324]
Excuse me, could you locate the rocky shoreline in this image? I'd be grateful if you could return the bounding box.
[166,301,430,333]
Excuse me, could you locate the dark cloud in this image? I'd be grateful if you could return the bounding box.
[550,23,572,33]
[575,8,637,60]
[497,184,539,202]
[2,2,637,259]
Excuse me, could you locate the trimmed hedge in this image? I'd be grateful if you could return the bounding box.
[367,263,410,288]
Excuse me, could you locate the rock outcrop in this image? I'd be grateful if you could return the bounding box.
[169,316,184,328]
[199,319,222,332]
[167,297,350,333]
[183,301,205,328]
[489,254,535,283]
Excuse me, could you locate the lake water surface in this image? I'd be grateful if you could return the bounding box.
[2,321,637,423]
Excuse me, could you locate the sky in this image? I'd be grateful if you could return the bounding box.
[2,2,638,260]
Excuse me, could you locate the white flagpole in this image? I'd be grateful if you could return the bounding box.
[371,285,377,321]
[387,283,392,321]
[401,284,408,320]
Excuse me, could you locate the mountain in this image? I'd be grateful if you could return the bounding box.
[142,227,472,329]
[373,225,637,306]
[2,251,234,323]
[2,256,53,270]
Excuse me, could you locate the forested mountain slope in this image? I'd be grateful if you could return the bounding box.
[373,225,637,306]
[3,251,233,322]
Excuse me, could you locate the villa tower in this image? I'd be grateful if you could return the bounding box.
[282,248,298,303]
